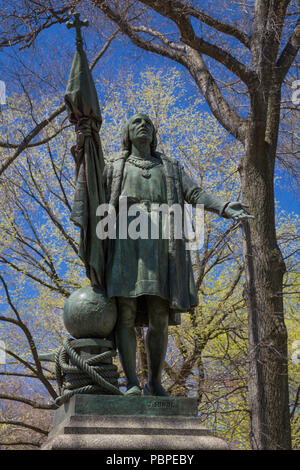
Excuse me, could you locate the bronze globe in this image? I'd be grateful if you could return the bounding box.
[63,286,117,339]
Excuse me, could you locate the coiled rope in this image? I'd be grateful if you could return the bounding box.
[55,336,123,406]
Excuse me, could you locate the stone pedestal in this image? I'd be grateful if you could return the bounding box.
[42,395,228,450]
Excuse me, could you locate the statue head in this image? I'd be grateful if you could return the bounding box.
[121,113,158,155]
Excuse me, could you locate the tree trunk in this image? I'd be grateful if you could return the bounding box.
[240,113,291,448]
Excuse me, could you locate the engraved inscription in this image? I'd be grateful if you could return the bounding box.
[147,400,175,409]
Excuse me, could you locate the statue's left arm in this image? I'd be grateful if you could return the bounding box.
[180,167,253,220]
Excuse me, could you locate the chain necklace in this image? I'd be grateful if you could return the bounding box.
[127,155,162,178]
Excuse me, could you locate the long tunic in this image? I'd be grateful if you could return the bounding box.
[105,154,228,319]
[106,158,169,300]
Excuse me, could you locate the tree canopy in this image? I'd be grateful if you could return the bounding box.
[0,1,299,450]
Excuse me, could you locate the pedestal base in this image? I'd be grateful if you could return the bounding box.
[42,395,228,450]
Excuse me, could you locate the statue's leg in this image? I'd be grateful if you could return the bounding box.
[144,295,169,397]
[116,297,140,393]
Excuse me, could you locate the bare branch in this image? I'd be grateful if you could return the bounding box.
[94,2,247,142]
[0,420,48,435]
[139,0,251,48]
[4,348,38,376]
[0,441,41,447]
[94,0,186,61]
[277,17,300,81]
[0,276,58,399]
[0,26,120,176]
[136,0,255,84]
[290,385,300,419]
[132,25,185,52]
[0,372,38,378]
[0,5,70,50]
[0,394,55,410]
[90,26,120,69]
[0,103,66,177]
[0,124,70,149]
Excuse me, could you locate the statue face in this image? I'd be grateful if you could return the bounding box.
[128,114,154,146]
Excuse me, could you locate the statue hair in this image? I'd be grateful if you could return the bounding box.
[121,114,158,156]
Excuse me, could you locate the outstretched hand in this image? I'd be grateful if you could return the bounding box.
[224,201,254,220]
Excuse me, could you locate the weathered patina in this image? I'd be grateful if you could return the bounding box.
[65,14,253,397]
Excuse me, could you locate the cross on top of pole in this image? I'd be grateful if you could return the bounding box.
[66,12,89,50]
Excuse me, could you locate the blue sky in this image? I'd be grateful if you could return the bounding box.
[0,17,299,217]
[0,8,298,429]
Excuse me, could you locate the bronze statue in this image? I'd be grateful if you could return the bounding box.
[65,15,253,398]
[102,114,252,396]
